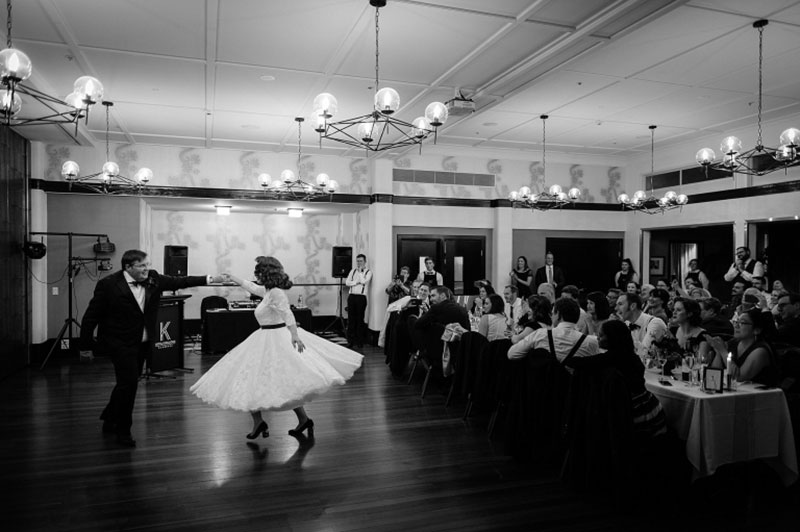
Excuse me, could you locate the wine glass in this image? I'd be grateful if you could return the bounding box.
[685,355,696,386]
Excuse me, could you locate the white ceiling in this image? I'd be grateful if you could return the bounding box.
[4,0,800,160]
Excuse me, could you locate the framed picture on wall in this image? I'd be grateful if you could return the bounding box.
[650,256,665,276]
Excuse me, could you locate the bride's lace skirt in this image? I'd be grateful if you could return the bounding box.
[190,327,363,412]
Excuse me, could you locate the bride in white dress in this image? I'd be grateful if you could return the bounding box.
[190,256,363,439]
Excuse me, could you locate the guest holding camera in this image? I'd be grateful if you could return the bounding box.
[386,266,412,304]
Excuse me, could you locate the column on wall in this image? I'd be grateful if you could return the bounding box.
[492,205,513,290]
[30,189,48,344]
[368,202,392,330]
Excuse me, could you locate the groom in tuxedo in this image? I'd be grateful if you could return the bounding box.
[80,249,222,447]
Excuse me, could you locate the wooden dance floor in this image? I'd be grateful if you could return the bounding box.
[2,346,798,531]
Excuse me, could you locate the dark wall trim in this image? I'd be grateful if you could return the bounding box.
[32,178,800,209]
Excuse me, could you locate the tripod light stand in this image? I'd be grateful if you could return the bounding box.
[31,231,111,369]
[321,278,347,336]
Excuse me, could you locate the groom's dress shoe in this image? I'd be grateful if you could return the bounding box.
[116,434,137,447]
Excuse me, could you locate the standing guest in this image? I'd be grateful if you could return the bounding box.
[79,249,224,447]
[723,246,764,288]
[585,291,611,335]
[614,258,639,292]
[561,284,589,334]
[615,292,667,358]
[510,256,534,299]
[671,298,710,363]
[477,294,509,341]
[503,285,525,331]
[511,295,552,344]
[416,257,444,288]
[626,281,640,295]
[191,257,363,441]
[345,254,372,348]
[566,320,666,442]
[775,292,800,347]
[413,286,470,370]
[508,298,598,363]
[537,282,556,305]
[708,308,779,386]
[698,297,734,337]
[685,259,710,290]
[534,251,566,293]
[471,282,495,317]
[385,266,412,304]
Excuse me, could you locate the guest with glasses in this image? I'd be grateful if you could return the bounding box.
[708,308,779,386]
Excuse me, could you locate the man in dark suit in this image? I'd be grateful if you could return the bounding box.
[80,249,221,447]
[413,286,470,370]
[534,251,566,293]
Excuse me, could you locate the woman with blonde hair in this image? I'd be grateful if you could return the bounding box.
[191,256,363,440]
[536,282,556,304]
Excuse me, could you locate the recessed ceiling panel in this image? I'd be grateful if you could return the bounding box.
[411,0,536,19]
[214,65,324,115]
[115,103,207,139]
[493,70,619,114]
[556,77,684,121]
[528,0,620,28]
[687,0,799,18]
[212,110,296,144]
[444,109,537,139]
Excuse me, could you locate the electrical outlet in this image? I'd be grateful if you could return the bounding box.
[60,339,70,350]
[52,287,59,295]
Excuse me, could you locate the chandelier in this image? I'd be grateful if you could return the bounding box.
[312,0,447,153]
[60,101,153,194]
[259,117,338,201]
[695,20,799,176]
[1,0,103,130]
[619,125,688,214]
[509,115,580,211]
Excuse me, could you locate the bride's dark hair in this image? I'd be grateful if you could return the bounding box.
[254,256,293,289]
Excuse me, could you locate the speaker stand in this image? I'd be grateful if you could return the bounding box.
[321,278,346,336]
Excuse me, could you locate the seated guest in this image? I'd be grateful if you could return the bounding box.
[739,289,778,341]
[536,282,556,305]
[655,279,669,291]
[689,286,711,300]
[672,298,710,363]
[561,285,589,333]
[606,288,622,310]
[751,276,770,301]
[477,294,508,341]
[775,292,800,347]
[511,295,552,344]
[768,288,787,319]
[566,320,666,442]
[722,280,746,320]
[508,298,598,363]
[708,308,779,386]
[413,286,470,369]
[615,292,667,358]
[585,291,611,335]
[471,282,495,317]
[699,297,734,337]
[503,285,525,330]
[645,288,670,324]
[640,283,654,301]
[385,266,412,303]
[626,281,640,295]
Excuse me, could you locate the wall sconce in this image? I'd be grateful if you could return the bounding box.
[287,208,304,218]
[215,205,232,216]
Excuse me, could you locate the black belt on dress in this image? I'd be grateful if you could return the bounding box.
[260,323,286,329]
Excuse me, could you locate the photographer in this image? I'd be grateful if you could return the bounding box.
[386,266,412,304]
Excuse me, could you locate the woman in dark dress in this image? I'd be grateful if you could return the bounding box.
[708,307,779,386]
[614,258,639,292]
[509,255,533,299]
[567,320,666,442]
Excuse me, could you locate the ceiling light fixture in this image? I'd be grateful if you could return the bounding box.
[287,208,304,218]
[620,125,687,214]
[60,101,153,194]
[312,0,448,153]
[215,205,232,216]
[509,115,580,211]
[695,20,799,176]
[259,117,338,201]
[1,0,103,130]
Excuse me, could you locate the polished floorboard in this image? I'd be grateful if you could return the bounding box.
[2,345,798,532]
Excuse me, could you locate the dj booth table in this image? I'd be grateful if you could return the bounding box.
[204,307,313,354]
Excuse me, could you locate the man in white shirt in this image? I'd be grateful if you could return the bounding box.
[508,298,598,363]
[615,292,667,358]
[503,285,525,330]
[345,253,372,348]
[560,285,589,334]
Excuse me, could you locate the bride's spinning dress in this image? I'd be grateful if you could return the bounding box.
[190,281,363,411]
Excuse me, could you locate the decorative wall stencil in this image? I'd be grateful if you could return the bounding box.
[295,215,333,311]
[155,212,201,250]
[354,209,369,260]
[206,218,247,276]
[252,215,292,256]
[170,148,207,188]
[113,144,142,181]
[442,156,458,172]
[44,145,72,180]
[232,151,260,189]
[601,167,623,204]
[528,161,545,193]
[569,164,594,202]
[347,159,370,194]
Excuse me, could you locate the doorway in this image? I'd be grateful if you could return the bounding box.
[754,219,800,292]
[397,235,486,294]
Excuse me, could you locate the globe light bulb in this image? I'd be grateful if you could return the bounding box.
[0,48,32,81]
[424,102,448,127]
[665,191,677,201]
[312,93,338,119]
[358,121,375,143]
[508,191,519,201]
[74,76,104,105]
[618,193,630,204]
[259,173,272,187]
[519,186,531,200]
[720,136,741,155]
[315,173,329,187]
[695,147,716,166]
[61,161,80,181]
[548,184,562,196]
[677,194,689,205]
[1,88,22,117]
[779,128,800,147]
[102,161,120,179]
[281,169,295,183]
[374,87,400,115]
[326,179,338,193]
[411,116,430,138]
[134,167,153,184]
[567,187,581,200]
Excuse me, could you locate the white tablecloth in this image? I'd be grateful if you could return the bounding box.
[645,371,798,485]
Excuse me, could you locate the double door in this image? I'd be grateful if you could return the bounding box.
[397,236,485,295]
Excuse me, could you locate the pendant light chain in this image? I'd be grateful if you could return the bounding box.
[541,114,547,184]
[374,6,380,94]
[649,125,655,195]
[756,22,764,149]
[296,117,302,175]
[6,0,13,49]
[105,104,111,161]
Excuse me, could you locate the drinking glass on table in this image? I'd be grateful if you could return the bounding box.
[685,355,697,386]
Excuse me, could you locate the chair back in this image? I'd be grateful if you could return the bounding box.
[456,331,489,398]
[201,295,228,318]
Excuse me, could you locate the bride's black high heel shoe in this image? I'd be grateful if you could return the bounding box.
[288,418,314,438]
[246,421,269,439]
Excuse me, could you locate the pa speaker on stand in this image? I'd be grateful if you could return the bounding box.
[323,246,352,336]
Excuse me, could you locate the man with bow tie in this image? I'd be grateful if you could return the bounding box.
[345,253,372,349]
[615,292,667,358]
[79,249,223,447]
